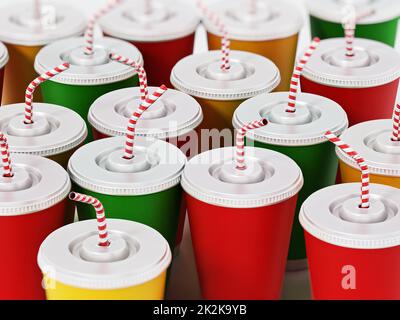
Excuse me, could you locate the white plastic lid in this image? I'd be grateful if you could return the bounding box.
[337,119,400,177]
[38,219,171,290]
[233,92,348,146]
[182,147,303,208]
[0,103,87,157]
[34,37,143,86]
[205,0,303,41]
[88,87,203,139]
[0,2,86,46]
[306,0,400,24]
[300,183,400,249]
[302,38,400,88]
[0,42,9,69]
[0,154,71,216]
[170,50,281,101]
[68,136,186,196]
[100,0,200,42]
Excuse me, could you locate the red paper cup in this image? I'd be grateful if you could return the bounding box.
[182,147,303,300]
[300,183,400,300]
[0,42,9,104]
[100,0,199,88]
[0,154,72,300]
[301,38,400,127]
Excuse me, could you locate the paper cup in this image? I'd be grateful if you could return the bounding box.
[0,2,85,104]
[300,183,400,300]
[306,0,400,47]
[100,0,199,88]
[204,0,303,92]
[182,147,303,299]
[171,50,280,132]
[337,119,400,188]
[34,37,143,142]
[68,136,186,251]
[0,103,87,169]
[233,92,348,270]
[38,219,171,300]
[301,38,400,127]
[0,154,71,300]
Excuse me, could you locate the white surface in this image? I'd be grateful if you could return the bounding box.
[1,0,398,300]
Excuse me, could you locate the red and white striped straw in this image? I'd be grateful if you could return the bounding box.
[124,85,168,159]
[197,0,230,71]
[84,0,123,56]
[286,38,320,113]
[392,103,400,141]
[69,192,110,247]
[25,63,70,124]
[144,0,152,14]
[325,131,370,209]
[0,133,13,178]
[236,119,268,170]
[343,5,375,57]
[110,53,148,102]
[34,0,41,20]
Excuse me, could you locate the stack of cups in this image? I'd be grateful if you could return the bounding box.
[0,135,72,300]
[301,37,400,127]
[0,63,87,169]
[0,1,85,104]
[171,50,280,131]
[306,0,400,47]
[203,0,303,91]
[38,193,171,300]
[233,38,349,270]
[68,86,186,253]
[0,42,9,104]
[34,1,143,141]
[301,132,400,299]
[100,0,199,87]
[88,53,203,159]
[182,120,304,299]
[337,104,400,188]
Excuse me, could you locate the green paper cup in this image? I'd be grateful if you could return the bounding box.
[68,136,186,251]
[306,0,400,47]
[34,37,143,142]
[233,92,348,270]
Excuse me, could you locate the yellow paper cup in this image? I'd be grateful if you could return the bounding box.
[171,50,280,136]
[38,219,171,300]
[337,120,400,188]
[0,3,85,104]
[203,0,303,92]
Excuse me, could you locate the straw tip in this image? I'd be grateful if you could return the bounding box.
[69,192,77,200]
[160,84,168,91]
[261,118,268,126]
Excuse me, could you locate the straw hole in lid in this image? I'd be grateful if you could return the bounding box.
[329,194,397,224]
[366,130,400,155]
[6,113,59,137]
[322,46,379,68]
[226,2,275,23]
[197,59,254,81]
[11,5,58,29]
[118,96,175,120]
[61,46,110,67]
[209,158,273,185]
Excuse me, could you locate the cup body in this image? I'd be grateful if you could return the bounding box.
[74,185,182,251]
[44,272,167,300]
[186,193,298,300]
[309,15,399,47]
[40,77,139,141]
[300,76,399,127]
[127,34,195,88]
[305,231,400,300]
[207,33,298,92]
[0,200,73,300]
[2,44,42,105]
[340,161,400,188]
[250,139,338,266]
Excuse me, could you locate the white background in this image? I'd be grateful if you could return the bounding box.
[2,0,399,299]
